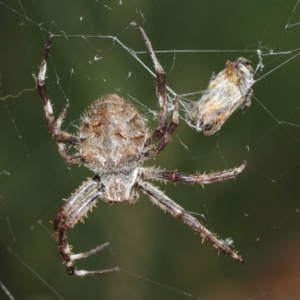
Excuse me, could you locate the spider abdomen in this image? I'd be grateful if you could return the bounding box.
[79,94,147,173]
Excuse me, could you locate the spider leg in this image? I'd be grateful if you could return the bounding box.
[139,161,246,185]
[37,35,83,164]
[53,178,119,276]
[139,27,169,146]
[143,95,179,157]
[136,179,245,264]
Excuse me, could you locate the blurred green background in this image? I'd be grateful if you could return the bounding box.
[1,1,300,299]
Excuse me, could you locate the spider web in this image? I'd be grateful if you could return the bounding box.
[1,0,300,299]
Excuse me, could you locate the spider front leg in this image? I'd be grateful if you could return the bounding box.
[37,35,83,164]
[139,27,169,146]
[53,178,119,276]
[136,180,245,264]
[143,95,179,157]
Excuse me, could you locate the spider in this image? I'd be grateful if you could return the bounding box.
[37,27,246,277]
[186,57,254,135]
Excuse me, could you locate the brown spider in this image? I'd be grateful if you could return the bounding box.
[37,27,246,277]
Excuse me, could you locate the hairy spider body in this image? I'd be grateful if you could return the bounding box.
[37,28,246,277]
[79,94,146,202]
[186,57,254,135]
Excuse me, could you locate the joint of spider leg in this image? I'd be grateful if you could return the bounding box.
[175,208,186,219]
[68,267,76,276]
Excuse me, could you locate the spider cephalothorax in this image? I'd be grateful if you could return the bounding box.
[37,28,246,277]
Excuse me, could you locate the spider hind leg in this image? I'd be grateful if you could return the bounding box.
[53,179,120,276]
[136,179,245,264]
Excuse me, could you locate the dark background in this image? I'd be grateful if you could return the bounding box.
[1,1,300,299]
